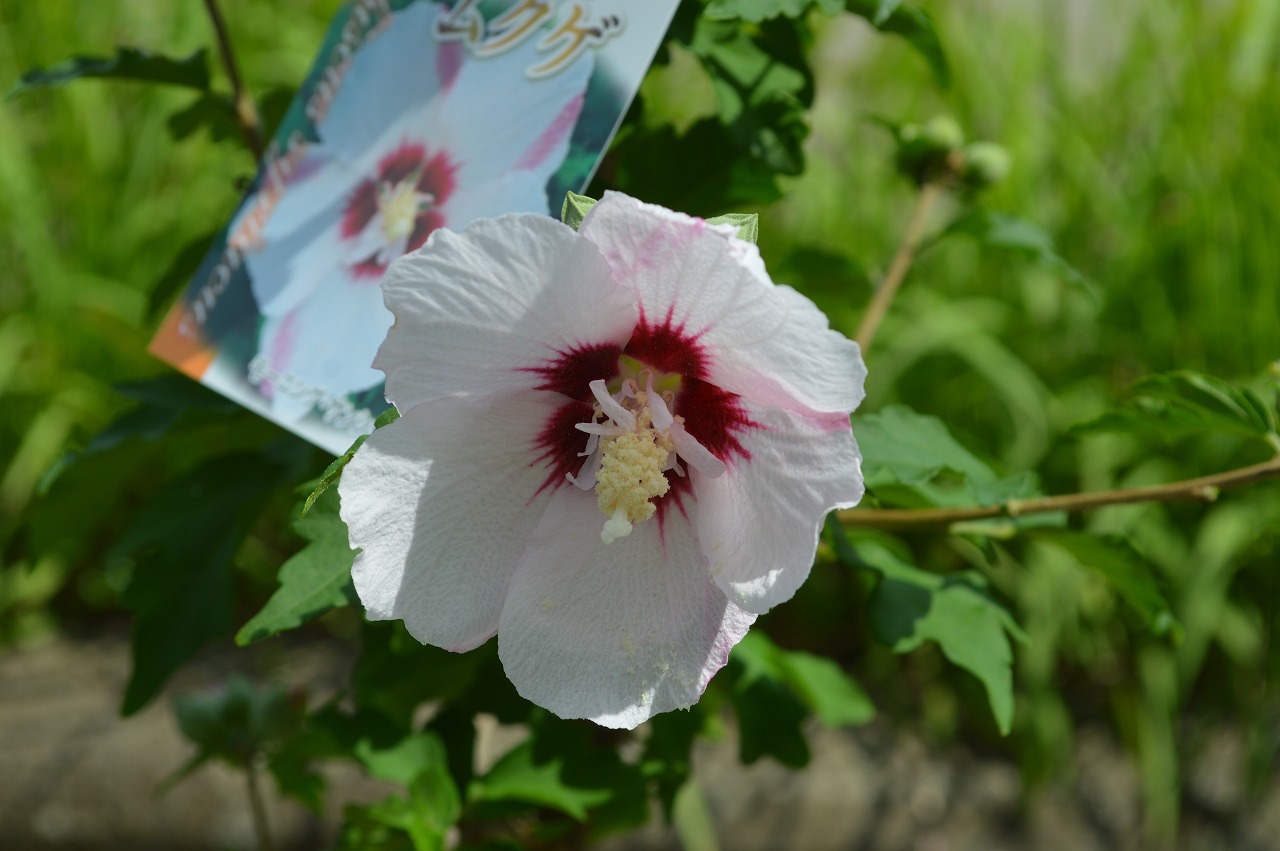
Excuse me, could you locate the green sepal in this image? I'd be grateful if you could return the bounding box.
[706,212,760,244]
[561,191,598,231]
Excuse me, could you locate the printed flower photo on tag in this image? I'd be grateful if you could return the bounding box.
[151,0,683,454]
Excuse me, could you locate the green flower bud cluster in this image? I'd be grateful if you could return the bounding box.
[894,116,1012,191]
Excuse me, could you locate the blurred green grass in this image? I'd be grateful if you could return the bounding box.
[0,0,1277,842]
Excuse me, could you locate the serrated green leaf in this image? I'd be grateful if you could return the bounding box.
[1073,370,1279,446]
[468,740,612,820]
[857,539,1025,735]
[942,209,1088,287]
[352,733,461,851]
[561,191,598,230]
[705,212,759,244]
[1032,530,1181,639]
[9,47,210,97]
[685,17,814,176]
[236,488,358,645]
[857,405,1038,507]
[300,404,400,517]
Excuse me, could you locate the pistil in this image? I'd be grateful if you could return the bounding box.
[569,377,726,543]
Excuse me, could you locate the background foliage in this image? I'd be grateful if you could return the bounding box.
[2,0,1278,848]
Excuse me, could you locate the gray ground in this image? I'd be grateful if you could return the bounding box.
[1,634,1276,850]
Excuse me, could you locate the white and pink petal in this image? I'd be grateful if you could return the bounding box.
[342,390,563,651]
[498,489,755,729]
[579,191,866,416]
[693,401,863,614]
[376,214,637,410]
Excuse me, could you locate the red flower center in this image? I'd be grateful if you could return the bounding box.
[341,142,458,278]
[527,309,758,517]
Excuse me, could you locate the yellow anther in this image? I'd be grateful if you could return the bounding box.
[379,180,432,242]
[595,427,671,534]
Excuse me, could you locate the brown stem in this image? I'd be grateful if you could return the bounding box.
[853,181,944,354]
[202,0,265,160]
[838,456,1280,530]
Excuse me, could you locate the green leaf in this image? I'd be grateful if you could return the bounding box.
[608,120,786,212]
[345,731,460,849]
[115,451,296,715]
[561,191,598,230]
[9,47,210,97]
[469,740,612,821]
[685,17,814,176]
[856,405,1038,507]
[856,538,1026,734]
[729,669,810,766]
[705,0,842,22]
[1073,370,1279,446]
[236,488,358,645]
[300,404,400,517]
[705,212,759,244]
[942,209,1088,287]
[1031,531,1181,639]
[731,631,875,728]
[40,375,240,485]
[844,1,949,85]
[872,0,903,25]
[641,709,706,819]
[352,733,462,851]
[166,92,240,143]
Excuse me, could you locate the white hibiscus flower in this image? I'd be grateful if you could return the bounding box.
[340,192,866,729]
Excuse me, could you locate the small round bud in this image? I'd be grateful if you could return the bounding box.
[895,116,966,185]
[962,141,1012,189]
[919,116,965,152]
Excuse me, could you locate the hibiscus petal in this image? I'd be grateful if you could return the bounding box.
[498,490,755,729]
[579,192,867,416]
[694,401,863,614]
[376,214,637,409]
[341,391,561,651]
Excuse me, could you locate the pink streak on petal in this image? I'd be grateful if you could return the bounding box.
[262,310,300,399]
[514,93,585,171]
[437,42,464,91]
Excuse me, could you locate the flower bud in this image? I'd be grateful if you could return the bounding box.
[918,116,965,152]
[962,141,1012,190]
[895,116,966,185]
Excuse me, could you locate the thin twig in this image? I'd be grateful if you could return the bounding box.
[838,456,1280,530]
[853,180,944,353]
[202,0,265,160]
[246,761,273,851]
